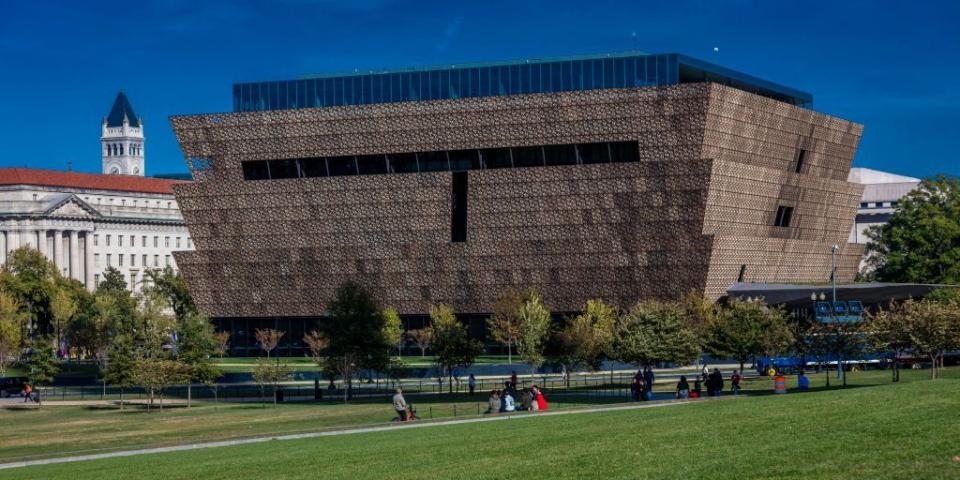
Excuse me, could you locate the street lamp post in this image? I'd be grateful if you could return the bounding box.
[831,244,845,386]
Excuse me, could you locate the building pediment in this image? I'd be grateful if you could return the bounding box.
[42,194,103,218]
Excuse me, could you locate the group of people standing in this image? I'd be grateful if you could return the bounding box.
[630,367,655,401]
[675,367,742,399]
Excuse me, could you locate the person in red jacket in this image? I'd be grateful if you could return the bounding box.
[533,385,548,411]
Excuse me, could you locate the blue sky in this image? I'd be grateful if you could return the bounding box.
[1,0,958,177]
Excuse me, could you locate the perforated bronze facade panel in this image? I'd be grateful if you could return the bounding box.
[170,83,863,317]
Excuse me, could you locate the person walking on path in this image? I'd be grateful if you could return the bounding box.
[392,388,409,421]
[643,367,655,401]
[631,375,642,402]
[22,383,33,403]
[676,376,690,399]
[468,374,476,395]
[731,371,742,395]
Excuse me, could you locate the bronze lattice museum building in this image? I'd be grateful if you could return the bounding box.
[170,53,864,354]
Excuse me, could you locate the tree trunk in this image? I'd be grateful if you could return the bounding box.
[507,344,512,365]
[930,354,938,379]
[825,364,830,387]
[739,361,744,376]
[187,384,192,408]
[159,392,164,412]
[120,388,124,411]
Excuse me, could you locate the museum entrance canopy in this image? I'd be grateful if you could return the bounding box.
[232,52,812,113]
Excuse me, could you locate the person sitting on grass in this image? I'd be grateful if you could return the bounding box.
[676,376,690,399]
[392,388,409,421]
[520,389,533,411]
[534,385,548,411]
[502,390,516,412]
[485,390,500,414]
[798,372,810,391]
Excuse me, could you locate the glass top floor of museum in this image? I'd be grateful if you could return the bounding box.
[232,52,813,113]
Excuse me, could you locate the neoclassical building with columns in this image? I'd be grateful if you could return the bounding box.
[0,168,191,292]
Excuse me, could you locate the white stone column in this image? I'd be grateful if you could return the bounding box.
[54,229,64,276]
[0,231,6,265]
[9,228,20,251]
[37,229,48,258]
[69,230,80,281]
[84,232,95,291]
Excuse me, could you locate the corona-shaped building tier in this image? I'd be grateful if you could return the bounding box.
[170,53,863,348]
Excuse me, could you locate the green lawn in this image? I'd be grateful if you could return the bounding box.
[2,368,958,479]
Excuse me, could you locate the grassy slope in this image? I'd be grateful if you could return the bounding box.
[0,393,620,464]
[5,370,960,480]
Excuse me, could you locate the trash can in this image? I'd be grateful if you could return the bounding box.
[774,376,786,394]
[275,389,285,403]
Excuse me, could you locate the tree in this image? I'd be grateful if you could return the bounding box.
[252,359,293,406]
[0,290,25,376]
[863,303,912,382]
[134,359,191,412]
[407,328,433,357]
[547,299,616,386]
[49,286,78,355]
[517,292,552,375]
[429,304,481,393]
[176,312,221,407]
[382,307,403,356]
[679,290,718,368]
[706,299,793,375]
[319,281,392,402]
[303,330,328,379]
[214,331,231,358]
[144,267,198,321]
[486,289,527,364]
[865,175,960,284]
[103,333,137,410]
[24,337,60,406]
[611,300,699,369]
[896,297,959,379]
[254,328,284,358]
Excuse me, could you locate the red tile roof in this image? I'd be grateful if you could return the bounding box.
[0,168,189,194]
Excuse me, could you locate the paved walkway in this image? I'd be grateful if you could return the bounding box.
[0,397,726,470]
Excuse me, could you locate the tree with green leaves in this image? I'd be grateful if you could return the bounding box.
[429,304,481,393]
[706,299,793,375]
[486,288,528,364]
[103,333,137,410]
[892,296,960,380]
[144,266,198,321]
[679,290,718,369]
[382,307,403,356]
[133,358,191,412]
[5,248,58,338]
[547,299,616,386]
[319,281,392,402]
[49,285,78,354]
[175,312,221,407]
[865,175,960,284]
[611,300,699,370]
[517,292,552,375]
[0,290,25,376]
[24,337,60,406]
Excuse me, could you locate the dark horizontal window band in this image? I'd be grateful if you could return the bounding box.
[241,141,641,181]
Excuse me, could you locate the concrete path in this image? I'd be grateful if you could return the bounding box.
[0,397,722,470]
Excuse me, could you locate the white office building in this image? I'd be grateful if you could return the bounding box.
[0,92,192,292]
